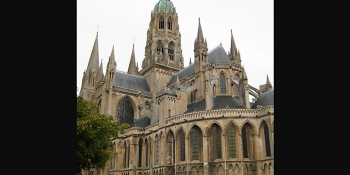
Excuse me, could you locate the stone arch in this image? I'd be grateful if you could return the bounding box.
[174,126,186,138]
[186,123,204,138]
[218,165,224,174]
[188,125,203,161]
[165,130,175,165]
[191,166,197,175]
[225,120,239,159]
[243,164,248,175]
[241,122,255,160]
[258,120,272,158]
[228,164,234,175]
[208,123,223,161]
[219,71,226,94]
[211,165,217,175]
[224,120,240,133]
[240,119,257,134]
[176,127,186,163]
[116,95,137,125]
[207,121,224,131]
[258,120,271,135]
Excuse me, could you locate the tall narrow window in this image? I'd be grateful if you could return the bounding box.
[228,126,236,158]
[156,136,159,165]
[264,123,271,157]
[157,41,163,55]
[242,127,248,158]
[216,126,222,159]
[149,140,152,166]
[145,139,148,167]
[159,17,164,29]
[138,139,142,167]
[124,142,127,168]
[127,143,130,167]
[116,97,134,125]
[168,18,172,30]
[180,131,185,161]
[168,42,174,61]
[192,129,199,160]
[235,75,239,95]
[220,73,226,94]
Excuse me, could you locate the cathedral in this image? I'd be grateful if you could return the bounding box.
[79,0,274,175]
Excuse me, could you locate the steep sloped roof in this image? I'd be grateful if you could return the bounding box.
[251,89,274,109]
[212,95,242,109]
[114,71,150,92]
[131,115,151,127]
[167,45,232,86]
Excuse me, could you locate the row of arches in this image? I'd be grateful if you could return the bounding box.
[159,17,173,30]
[115,120,273,171]
[156,41,175,61]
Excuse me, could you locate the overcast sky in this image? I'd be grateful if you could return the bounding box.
[77,0,273,101]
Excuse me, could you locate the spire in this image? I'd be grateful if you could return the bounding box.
[266,74,271,85]
[196,18,204,42]
[86,32,99,73]
[127,44,138,75]
[97,59,103,81]
[230,29,237,55]
[108,45,116,69]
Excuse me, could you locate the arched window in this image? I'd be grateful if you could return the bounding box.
[191,126,202,160]
[180,131,185,161]
[116,97,134,125]
[145,138,148,167]
[228,125,236,158]
[156,41,163,55]
[220,73,226,94]
[159,17,164,29]
[216,126,222,159]
[156,135,159,165]
[264,123,271,157]
[242,127,248,158]
[168,42,175,61]
[138,139,142,167]
[167,18,172,30]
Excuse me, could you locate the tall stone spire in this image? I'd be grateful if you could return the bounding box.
[108,45,116,70]
[266,75,271,85]
[242,66,248,80]
[229,29,238,62]
[128,44,138,75]
[97,60,103,80]
[196,18,204,42]
[86,32,99,74]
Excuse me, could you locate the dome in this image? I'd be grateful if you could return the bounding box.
[154,0,174,14]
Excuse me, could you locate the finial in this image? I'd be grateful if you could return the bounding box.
[133,38,135,45]
[97,25,99,32]
[199,17,200,22]
[189,57,192,64]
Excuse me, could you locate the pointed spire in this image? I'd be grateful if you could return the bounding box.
[108,45,116,69]
[196,18,204,42]
[266,74,271,85]
[98,59,103,80]
[230,29,237,54]
[86,32,99,73]
[127,44,138,75]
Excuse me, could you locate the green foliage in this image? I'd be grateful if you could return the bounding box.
[77,96,129,175]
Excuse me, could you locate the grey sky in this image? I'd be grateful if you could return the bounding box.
[77,0,273,101]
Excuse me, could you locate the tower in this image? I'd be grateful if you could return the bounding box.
[80,32,99,101]
[228,30,241,67]
[194,18,208,72]
[139,0,184,94]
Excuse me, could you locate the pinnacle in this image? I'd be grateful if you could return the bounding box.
[127,44,137,75]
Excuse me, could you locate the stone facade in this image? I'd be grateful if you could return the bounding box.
[79,1,273,175]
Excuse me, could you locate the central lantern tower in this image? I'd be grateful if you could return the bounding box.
[139,0,184,94]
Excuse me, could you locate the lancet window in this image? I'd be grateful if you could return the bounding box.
[159,17,164,29]
[168,42,175,61]
[167,18,172,30]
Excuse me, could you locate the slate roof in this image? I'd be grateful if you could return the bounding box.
[114,71,150,92]
[162,88,175,95]
[212,95,242,109]
[167,45,232,86]
[131,115,151,127]
[251,89,274,109]
[185,98,206,113]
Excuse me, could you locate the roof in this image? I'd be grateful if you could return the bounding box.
[131,116,151,127]
[154,0,174,14]
[185,98,206,113]
[114,71,150,92]
[162,88,175,95]
[167,45,232,86]
[251,89,274,109]
[212,95,242,109]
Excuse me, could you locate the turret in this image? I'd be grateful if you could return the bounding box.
[127,44,138,75]
[194,18,208,72]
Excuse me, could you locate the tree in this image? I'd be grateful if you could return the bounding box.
[77,96,129,175]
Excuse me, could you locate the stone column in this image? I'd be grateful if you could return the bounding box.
[203,133,209,175]
[252,134,262,175]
